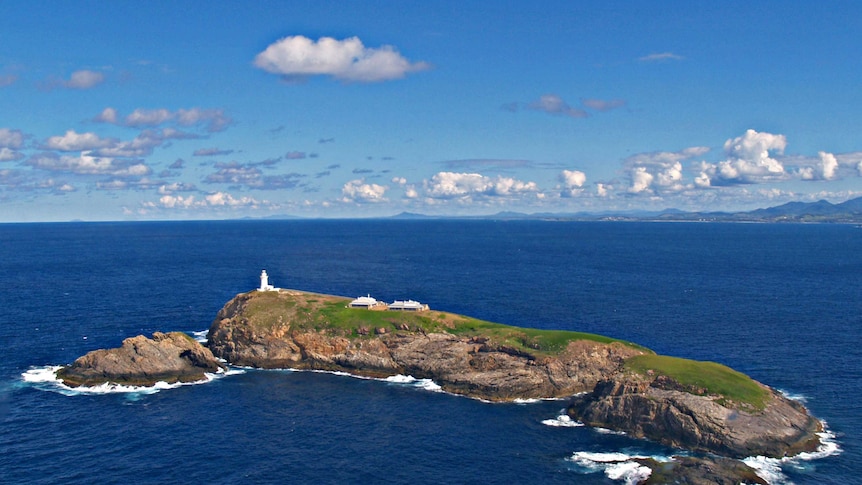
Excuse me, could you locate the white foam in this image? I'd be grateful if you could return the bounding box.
[21,365,244,396]
[541,410,584,428]
[383,374,443,392]
[778,388,808,403]
[191,330,208,343]
[605,461,653,484]
[594,427,627,436]
[568,451,670,484]
[743,424,842,485]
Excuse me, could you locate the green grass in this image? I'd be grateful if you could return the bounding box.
[238,290,647,357]
[624,354,770,410]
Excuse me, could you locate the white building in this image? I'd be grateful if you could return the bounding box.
[258,270,278,291]
[389,299,429,312]
[349,295,384,309]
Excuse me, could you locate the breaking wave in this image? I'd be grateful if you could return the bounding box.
[568,450,671,484]
[383,374,443,392]
[20,365,244,397]
[191,329,208,343]
[541,409,584,427]
[743,425,842,484]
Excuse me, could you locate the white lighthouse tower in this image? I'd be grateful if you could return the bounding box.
[258,269,276,291]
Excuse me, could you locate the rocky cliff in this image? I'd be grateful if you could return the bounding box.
[57,331,225,387]
[206,291,644,401]
[567,375,822,459]
[206,290,823,463]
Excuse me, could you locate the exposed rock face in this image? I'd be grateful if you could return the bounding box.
[638,456,768,485]
[567,375,822,459]
[206,293,643,401]
[57,332,225,387]
[206,289,824,480]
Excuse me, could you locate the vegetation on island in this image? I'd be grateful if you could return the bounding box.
[240,289,649,357]
[624,354,770,410]
[241,289,769,409]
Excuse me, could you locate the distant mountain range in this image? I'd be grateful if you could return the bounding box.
[386,196,862,223]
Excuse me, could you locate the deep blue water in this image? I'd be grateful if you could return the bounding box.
[1,220,860,484]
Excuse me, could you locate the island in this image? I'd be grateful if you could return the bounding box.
[57,282,825,484]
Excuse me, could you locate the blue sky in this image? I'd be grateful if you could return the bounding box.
[2,1,861,221]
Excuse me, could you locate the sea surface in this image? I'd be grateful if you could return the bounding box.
[1,220,859,484]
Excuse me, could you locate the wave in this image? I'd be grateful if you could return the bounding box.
[20,365,244,397]
[191,329,208,343]
[568,450,672,484]
[541,409,584,428]
[383,374,443,393]
[743,424,842,484]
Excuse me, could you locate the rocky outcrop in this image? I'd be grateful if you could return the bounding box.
[567,375,822,459]
[57,332,225,387]
[205,290,825,483]
[207,314,643,401]
[638,455,768,485]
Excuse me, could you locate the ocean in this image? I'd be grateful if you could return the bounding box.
[1,220,859,484]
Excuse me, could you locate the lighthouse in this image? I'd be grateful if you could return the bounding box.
[259,269,276,291]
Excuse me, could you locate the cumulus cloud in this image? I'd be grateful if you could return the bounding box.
[415,172,540,202]
[61,70,105,89]
[254,35,430,83]
[799,151,839,181]
[624,147,709,194]
[0,128,25,161]
[44,130,115,151]
[558,169,587,197]
[696,129,787,187]
[638,52,684,62]
[0,128,25,149]
[93,128,199,158]
[95,107,232,132]
[144,191,275,210]
[340,179,388,203]
[0,147,24,162]
[26,152,151,177]
[527,95,588,118]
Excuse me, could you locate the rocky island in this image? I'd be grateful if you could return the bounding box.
[58,286,825,484]
[57,331,225,388]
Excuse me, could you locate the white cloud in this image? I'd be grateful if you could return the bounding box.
[797,151,838,180]
[158,182,198,194]
[95,107,231,132]
[559,169,586,197]
[44,130,114,151]
[629,166,655,193]
[527,95,588,118]
[697,129,787,186]
[26,152,151,177]
[0,128,25,149]
[125,108,173,127]
[341,179,388,203]
[623,147,708,194]
[94,107,117,123]
[0,147,24,162]
[147,191,272,210]
[254,35,430,83]
[62,70,105,89]
[421,172,539,201]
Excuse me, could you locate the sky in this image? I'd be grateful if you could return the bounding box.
[2,1,862,222]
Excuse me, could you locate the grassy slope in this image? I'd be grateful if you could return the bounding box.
[239,290,768,408]
[625,354,770,410]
